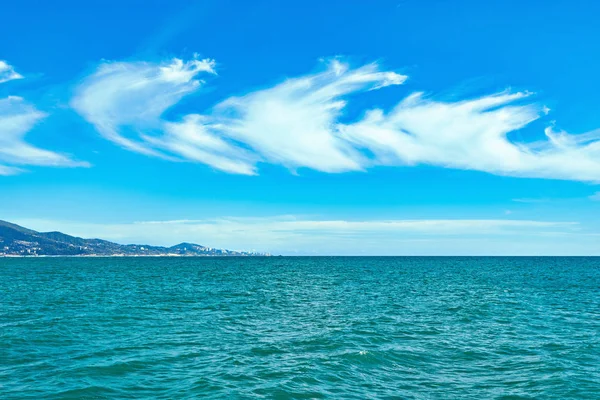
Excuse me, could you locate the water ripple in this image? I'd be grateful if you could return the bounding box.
[1,256,599,399]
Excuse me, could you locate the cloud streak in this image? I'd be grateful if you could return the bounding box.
[0,60,23,84]
[71,57,260,174]
[71,57,216,155]
[72,56,600,182]
[342,93,600,181]
[210,60,407,172]
[0,62,89,175]
[72,58,407,174]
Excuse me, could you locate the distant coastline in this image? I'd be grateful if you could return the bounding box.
[1,254,272,258]
[0,220,270,257]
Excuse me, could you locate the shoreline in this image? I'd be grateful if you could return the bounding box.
[0,254,272,258]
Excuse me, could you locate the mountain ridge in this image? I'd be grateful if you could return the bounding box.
[0,220,269,257]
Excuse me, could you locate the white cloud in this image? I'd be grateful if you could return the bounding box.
[512,198,551,203]
[0,96,86,168]
[143,114,258,175]
[210,60,407,172]
[0,60,23,84]
[72,56,600,182]
[0,64,89,175]
[71,58,407,174]
[71,57,216,157]
[70,57,259,174]
[13,216,584,255]
[342,93,600,181]
[0,164,24,175]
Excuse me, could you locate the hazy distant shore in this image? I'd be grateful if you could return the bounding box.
[0,220,269,257]
[0,254,271,258]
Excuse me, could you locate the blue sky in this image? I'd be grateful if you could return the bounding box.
[1,0,600,255]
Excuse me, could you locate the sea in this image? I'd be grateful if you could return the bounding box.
[1,257,599,399]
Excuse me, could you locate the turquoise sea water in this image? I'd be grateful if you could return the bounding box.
[1,257,599,399]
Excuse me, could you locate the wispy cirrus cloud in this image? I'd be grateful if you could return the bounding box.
[72,56,600,182]
[72,58,407,174]
[0,62,89,175]
[342,93,600,181]
[210,60,407,173]
[0,60,23,84]
[71,57,260,175]
[512,198,551,203]
[71,57,216,156]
